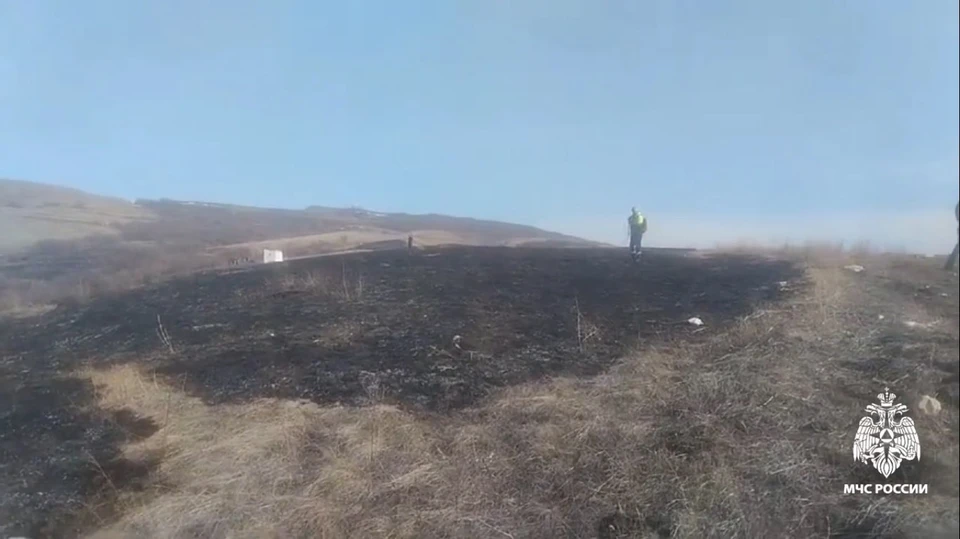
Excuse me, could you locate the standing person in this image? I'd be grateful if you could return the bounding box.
[628,207,647,259]
[408,234,414,252]
[946,201,959,271]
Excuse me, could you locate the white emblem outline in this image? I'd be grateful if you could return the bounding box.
[853,387,920,478]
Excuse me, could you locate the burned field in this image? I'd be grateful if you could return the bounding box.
[0,246,801,536]
[4,246,799,411]
[2,246,958,539]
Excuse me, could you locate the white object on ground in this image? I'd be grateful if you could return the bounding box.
[687,317,704,326]
[263,249,284,263]
[877,314,885,320]
[903,320,937,330]
[918,395,942,416]
[843,264,865,273]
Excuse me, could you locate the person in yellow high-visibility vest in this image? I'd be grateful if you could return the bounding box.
[628,207,647,258]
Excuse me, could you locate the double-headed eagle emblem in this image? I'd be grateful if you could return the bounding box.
[853,388,920,478]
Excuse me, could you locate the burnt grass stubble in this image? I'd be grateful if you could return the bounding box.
[0,244,850,537]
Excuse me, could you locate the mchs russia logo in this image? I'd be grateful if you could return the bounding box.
[845,388,927,495]
[853,387,920,477]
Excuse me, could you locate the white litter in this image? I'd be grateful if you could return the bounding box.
[877,314,885,320]
[903,320,936,330]
[918,395,942,416]
[687,317,704,326]
[844,264,865,273]
[263,249,284,263]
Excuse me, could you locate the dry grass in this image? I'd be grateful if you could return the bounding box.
[208,228,587,259]
[271,267,365,302]
[0,240,254,317]
[210,228,487,258]
[713,240,892,267]
[1,178,155,253]
[77,255,959,538]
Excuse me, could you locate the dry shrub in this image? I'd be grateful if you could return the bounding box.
[275,270,330,292]
[80,258,958,538]
[271,266,364,302]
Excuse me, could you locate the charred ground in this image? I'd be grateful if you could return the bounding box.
[1,246,957,538]
[0,246,797,536]
[2,247,798,412]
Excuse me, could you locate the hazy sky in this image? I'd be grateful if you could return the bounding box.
[2,1,958,252]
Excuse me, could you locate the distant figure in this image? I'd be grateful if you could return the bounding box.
[408,234,414,252]
[628,207,647,260]
[946,201,959,271]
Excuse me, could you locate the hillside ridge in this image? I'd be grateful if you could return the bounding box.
[1,179,599,254]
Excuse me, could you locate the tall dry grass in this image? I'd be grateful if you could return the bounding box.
[78,257,958,538]
[271,266,365,302]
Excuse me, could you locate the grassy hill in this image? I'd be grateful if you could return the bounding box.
[1,179,595,255]
[0,179,155,253]
[130,198,599,254]
[0,179,600,313]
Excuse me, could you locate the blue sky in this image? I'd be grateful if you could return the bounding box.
[2,1,958,252]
